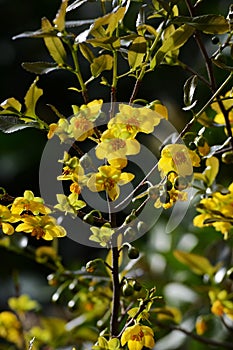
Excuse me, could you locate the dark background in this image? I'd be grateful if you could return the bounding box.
[0,0,231,310]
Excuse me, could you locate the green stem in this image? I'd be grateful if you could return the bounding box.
[109,50,118,118]
[71,43,89,104]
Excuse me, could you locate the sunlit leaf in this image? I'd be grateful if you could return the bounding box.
[24,77,43,118]
[0,97,22,113]
[53,0,69,31]
[151,24,195,68]
[128,36,147,69]
[90,54,113,77]
[42,17,67,64]
[87,36,120,51]
[174,250,219,276]
[79,43,95,63]
[22,62,59,74]
[91,7,125,37]
[172,15,229,34]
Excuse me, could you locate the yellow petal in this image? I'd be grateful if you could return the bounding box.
[2,222,14,235]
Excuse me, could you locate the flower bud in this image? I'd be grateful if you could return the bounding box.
[124,227,136,240]
[83,212,95,224]
[137,221,147,234]
[132,280,142,291]
[128,246,140,259]
[148,186,160,200]
[86,260,97,273]
[222,151,233,164]
[122,282,134,296]
[174,176,189,190]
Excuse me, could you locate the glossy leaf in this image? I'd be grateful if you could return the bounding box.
[183,75,198,108]
[66,0,89,12]
[22,62,59,74]
[151,24,195,68]
[123,0,143,31]
[0,116,39,133]
[90,55,113,77]
[24,77,43,118]
[172,15,229,34]
[128,36,147,69]
[42,17,67,64]
[174,250,218,276]
[53,0,69,31]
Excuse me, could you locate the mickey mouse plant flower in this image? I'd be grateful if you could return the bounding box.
[11,190,51,216]
[121,323,155,350]
[0,205,18,235]
[15,215,66,240]
[87,162,134,201]
[108,104,164,139]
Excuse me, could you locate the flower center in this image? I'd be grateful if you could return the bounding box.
[173,151,187,167]
[74,117,92,132]
[126,117,140,131]
[31,227,45,239]
[111,138,126,151]
[132,330,144,341]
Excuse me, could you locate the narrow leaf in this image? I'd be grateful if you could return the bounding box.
[172,15,229,34]
[151,24,195,68]
[91,7,126,37]
[90,55,113,77]
[24,77,43,118]
[53,0,69,31]
[183,75,198,107]
[42,17,67,64]
[128,36,147,69]
[22,62,59,74]
[66,0,89,12]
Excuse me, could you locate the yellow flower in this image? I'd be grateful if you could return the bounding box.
[87,165,134,201]
[96,129,140,160]
[47,118,70,143]
[209,289,233,320]
[11,190,50,216]
[89,224,115,247]
[212,90,233,134]
[0,311,23,348]
[158,144,200,178]
[0,204,18,235]
[195,316,207,335]
[8,294,39,313]
[15,215,66,240]
[55,193,86,216]
[193,182,233,237]
[121,323,155,350]
[108,104,163,139]
[69,100,103,141]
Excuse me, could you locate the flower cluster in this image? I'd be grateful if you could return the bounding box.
[0,191,66,240]
[193,182,233,238]
[209,289,233,320]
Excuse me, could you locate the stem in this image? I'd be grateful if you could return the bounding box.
[70,43,89,104]
[109,50,118,119]
[110,245,120,337]
[155,320,233,349]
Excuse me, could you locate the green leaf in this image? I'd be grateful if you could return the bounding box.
[174,250,218,276]
[0,116,39,133]
[91,7,126,37]
[53,0,68,31]
[91,55,113,78]
[123,0,143,31]
[22,62,59,74]
[172,15,229,34]
[0,97,22,113]
[128,36,147,69]
[87,36,120,51]
[42,17,67,64]
[79,43,95,63]
[151,24,195,68]
[24,77,43,118]
[183,75,198,108]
